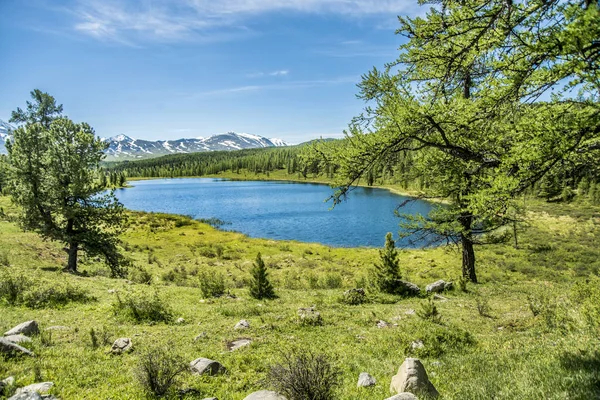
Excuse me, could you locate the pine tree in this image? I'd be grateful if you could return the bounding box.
[374,233,401,294]
[249,252,276,300]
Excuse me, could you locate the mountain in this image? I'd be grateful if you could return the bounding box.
[102,132,289,161]
[0,120,15,154]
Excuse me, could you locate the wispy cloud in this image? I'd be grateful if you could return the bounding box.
[246,70,290,78]
[63,0,418,44]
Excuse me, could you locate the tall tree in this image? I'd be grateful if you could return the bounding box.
[249,252,276,300]
[7,91,127,276]
[308,0,600,282]
[374,232,402,294]
[10,89,63,128]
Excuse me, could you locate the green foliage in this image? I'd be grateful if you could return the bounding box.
[136,347,186,397]
[129,266,153,285]
[112,289,173,323]
[198,271,226,298]
[476,296,491,317]
[417,297,442,324]
[340,288,367,305]
[374,233,402,294]
[267,351,341,400]
[7,90,126,275]
[249,252,276,300]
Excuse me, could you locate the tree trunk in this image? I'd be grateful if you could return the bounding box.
[67,242,78,273]
[459,212,477,283]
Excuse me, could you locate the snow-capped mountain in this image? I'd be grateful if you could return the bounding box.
[102,132,289,160]
[0,120,15,154]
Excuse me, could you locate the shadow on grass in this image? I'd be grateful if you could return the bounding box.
[560,348,600,399]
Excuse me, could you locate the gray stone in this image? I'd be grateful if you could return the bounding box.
[390,358,438,398]
[443,281,453,291]
[176,318,185,324]
[398,280,421,296]
[2,376,15,386]
[243,390,287,400]
[357,372,376,387]
[110,338,133,354]
[377,320,391,329]
[228,338,252,351]
[297,307,323,325]
[5,335,32,344]
[411,340,424,350]
[234,319,250,330]
[385,393,419,400]
[425,280,447,294]
[8,393,43,400]
[0,338,34,357]
[194,332,208,341]
[190,358,226,376]
[16,382,54,395]
[4,321,39,336]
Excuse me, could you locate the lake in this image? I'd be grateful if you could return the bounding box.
[115,178,439,248]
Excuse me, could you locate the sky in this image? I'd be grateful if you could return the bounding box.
[0,0,422,144]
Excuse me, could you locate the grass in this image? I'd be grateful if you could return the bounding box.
[0,194,599,399]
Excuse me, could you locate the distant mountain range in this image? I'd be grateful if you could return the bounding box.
[0,119,289,160]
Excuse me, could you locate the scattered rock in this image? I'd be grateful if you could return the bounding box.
[385,393,419,400]
[0,338,34,357]
[397,280,421,296]
[357,372,376,387]
[4,321,39,336]
[243,390,287,400]
[411,340,424,350]
[297,307,323,326]
[404,309,416,315]
[390,358,438,398]
[111,338,133,354]
[5,335,32,344]
[16,382,54,395]
[107,289,116,294]
[190,358,226,376]
[177,318,186,324]
[377,320,391,329]
[433,294,448,302]
[194,332,208,341]
[8,393,43,400]
[234,320,250,330]
[2,376,15,386]
[425,280,450,294]
[227,338,252,351]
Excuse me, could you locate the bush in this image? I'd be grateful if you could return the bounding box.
[341,288,367,305]
[129,266,153,285]
[417,297,442,323]
[476,297,491,317]
[198,271,226,298]
[136,346,187,397]
[374,232,402,294]
[113,289,174,323]
[267,351,341,400]
[0,272,29,305]
[249,253,276,300]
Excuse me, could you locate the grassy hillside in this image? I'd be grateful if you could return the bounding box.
[1,195,599,399]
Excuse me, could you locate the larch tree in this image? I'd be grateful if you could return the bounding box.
[308,0,600,282]
[7,90,127,276]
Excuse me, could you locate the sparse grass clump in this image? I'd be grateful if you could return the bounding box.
[113,289,174,323]
[267,351,341,400]
[136,347,187,397]
[198,271,226,298]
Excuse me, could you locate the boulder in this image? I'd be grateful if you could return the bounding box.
[425,280,448,294]
[234,320,250,330]
[390,358,438,398]
[4,321,39,336]
[15,382,54,395]
[357,372,376,387]
[110,338,133,354]
[190,358,226,376]
[243,390,287,400]
[5,335,32,344]
[8,393,43,400]
[397,280,421,296]
[0,338,34,357]
[385,394,419,400]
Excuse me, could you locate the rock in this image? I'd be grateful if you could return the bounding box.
[8,393,43,400]
[190,358,226,376]
[390,358,438,398]
[385,393,419,400]
[411,340,424,350]
[16,382,54,395]
[194,332,208,341]
[227,338,252,351]
[234,319,250,330]
[357,372,376,387]
[111,338,133,354]
[243,390,287,400]
[4,321,39,336]
[397,280,421,296]
[2,376,15,386]
[377,320,391,329]
[432,294,448,302]
[201,398,218,400]
[443,281,453,291]
[404,309,416,315]
[177,318,185,324]
[425,280,447,294]
[107,289,116,294]
[5,335,32,344]
[297,307,323,326]
[0,337,34,357]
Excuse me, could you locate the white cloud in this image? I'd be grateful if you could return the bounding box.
[67,0,418,43]
[269,70,289,76]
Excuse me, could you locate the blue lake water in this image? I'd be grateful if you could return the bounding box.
[115,178,439,248]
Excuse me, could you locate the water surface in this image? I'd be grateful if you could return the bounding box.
[115,178,438,248]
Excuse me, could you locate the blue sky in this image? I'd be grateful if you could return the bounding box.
[0,0,421,143]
